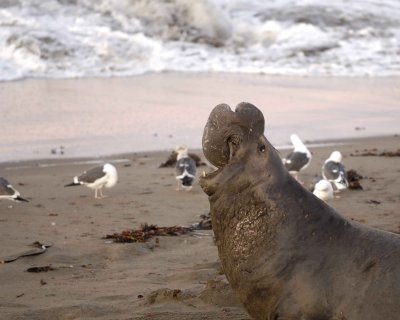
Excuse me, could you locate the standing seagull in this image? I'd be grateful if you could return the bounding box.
[0,177,28,202]
[175,146,196,191]
[282,134,312,181]
[65,163,118,199]
[322,151,349,191]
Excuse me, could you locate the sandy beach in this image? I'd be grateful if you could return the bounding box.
[0,133,399,319]
[2,0,400,316]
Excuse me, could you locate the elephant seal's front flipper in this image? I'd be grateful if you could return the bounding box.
[200,102,400,320]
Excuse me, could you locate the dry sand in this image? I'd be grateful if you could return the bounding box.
[0,135,399,320]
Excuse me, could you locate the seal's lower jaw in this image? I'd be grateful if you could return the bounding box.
[199,168,221,196]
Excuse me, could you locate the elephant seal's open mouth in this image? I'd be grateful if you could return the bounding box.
[199,102,265,196]
[199,166,221,197]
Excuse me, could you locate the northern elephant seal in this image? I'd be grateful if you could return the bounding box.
[199,102,400,320]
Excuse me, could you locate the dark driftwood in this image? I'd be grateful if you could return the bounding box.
[1,242,52,264]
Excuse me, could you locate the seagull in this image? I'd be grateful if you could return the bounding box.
[0,177,28,202]
[175,146,196,191]
[322,151,349,191]
[313,179,334,202]
[65,163,118,199]
[283,134,312,181]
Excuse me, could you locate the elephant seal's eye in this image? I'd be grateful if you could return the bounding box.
[258,144,266,153]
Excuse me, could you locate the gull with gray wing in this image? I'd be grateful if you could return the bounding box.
[65,163,118,199]
[322,151,349,191]
[282,134,312,181]
[0,177,28,202]
[175,146,196,191]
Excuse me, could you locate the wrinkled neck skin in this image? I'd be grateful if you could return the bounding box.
[204,138,296,292]
[201,136,400,319]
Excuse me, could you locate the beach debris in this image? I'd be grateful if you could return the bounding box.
[1,241,52,264]
[104,223,195,243]
[192,212,212,230]
[366,199,381,205]
[26,266,55,273]
[40,279,47,285]
[159,150,206,168]
[104,211,216,244]
[347,169,363,190]
[350,149,400,157]
[16,293,24,298]
[104,216,214,243]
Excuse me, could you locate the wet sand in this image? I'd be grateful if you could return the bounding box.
[1,73,399,162]
[0,135,399,320]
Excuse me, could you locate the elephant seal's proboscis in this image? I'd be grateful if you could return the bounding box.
[199,102,400,320]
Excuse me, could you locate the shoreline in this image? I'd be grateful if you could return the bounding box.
[4,70,400,83]
[0,134,397,167]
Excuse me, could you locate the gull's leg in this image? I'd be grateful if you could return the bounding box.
[99,188,108,198]
[176,180,181,191]
[95,189,99,199]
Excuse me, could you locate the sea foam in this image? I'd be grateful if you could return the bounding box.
[1,0,399,81]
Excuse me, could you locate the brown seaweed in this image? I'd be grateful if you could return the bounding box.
[365,199,381,205]
[104,216,213,243]
[26,266,55,273]
[104,223,195,243]
[350,149,400,157]
[347,169,363,190]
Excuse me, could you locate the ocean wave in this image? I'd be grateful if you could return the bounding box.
[0,0,400,81]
